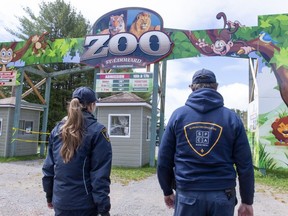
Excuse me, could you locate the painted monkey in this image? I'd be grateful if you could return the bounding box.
[0,32,49,71]
[196,12,253,56]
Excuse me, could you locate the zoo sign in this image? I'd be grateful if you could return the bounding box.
[80,7,173,69]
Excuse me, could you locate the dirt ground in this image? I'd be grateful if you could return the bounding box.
[0,159,287,216]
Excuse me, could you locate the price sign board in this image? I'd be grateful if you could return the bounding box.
[96,73,153,92]
[0,71,17,86]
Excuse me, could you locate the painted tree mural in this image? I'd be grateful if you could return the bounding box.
[168,12,288,107]
[0,7,288,165]
[2,13,288,103]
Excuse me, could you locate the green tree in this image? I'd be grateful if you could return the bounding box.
[6,0,90,40]
[6,0,92,131]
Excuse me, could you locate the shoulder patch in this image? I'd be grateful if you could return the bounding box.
[101,128,110,142]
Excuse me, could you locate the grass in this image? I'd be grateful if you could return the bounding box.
[0,154,45,163]
[1,155,287,194]
[254,168,288,193]
[0,154,156,185]
[111,165,156,185]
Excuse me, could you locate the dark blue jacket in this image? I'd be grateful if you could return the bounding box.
[42,111,112,213]
[157,88,254,205]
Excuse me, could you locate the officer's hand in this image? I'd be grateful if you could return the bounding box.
[47,202,53,209]
[164,193,175,209]
[238,203,253,216]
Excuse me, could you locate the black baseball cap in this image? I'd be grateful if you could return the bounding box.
[72,87,97,104]
[192,68,217,84]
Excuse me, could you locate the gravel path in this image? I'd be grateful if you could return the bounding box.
[0,160,287,216]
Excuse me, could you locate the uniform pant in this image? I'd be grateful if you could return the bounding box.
[174,189,236,216]
[54,208,98,216]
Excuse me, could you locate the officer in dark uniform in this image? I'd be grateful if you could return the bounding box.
[157,69,254,216]
[42,87,112,216]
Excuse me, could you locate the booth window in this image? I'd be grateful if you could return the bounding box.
[0,118,2,136]
[18,120,33,135]
[108,114,130,137]
[146,116,151,140]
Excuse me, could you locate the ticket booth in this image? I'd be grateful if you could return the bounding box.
[0,97,43,157]
[96,92,152,167]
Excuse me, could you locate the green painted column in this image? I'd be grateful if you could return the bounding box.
[149,62,159,167]
[10,68,24,157]
[159,60,167,145]
[40,76,51,156]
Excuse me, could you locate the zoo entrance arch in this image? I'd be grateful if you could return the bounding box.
[1,7,287,168]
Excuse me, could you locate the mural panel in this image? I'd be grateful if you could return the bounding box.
[0,8,287,167]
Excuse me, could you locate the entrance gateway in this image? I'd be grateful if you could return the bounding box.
[0,7,287,168]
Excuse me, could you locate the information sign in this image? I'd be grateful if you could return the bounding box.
[0,71,17,86]
[96,73,153,92]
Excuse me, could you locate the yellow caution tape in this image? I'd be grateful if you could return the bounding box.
[11,138,48,143]
[12,127,50,135]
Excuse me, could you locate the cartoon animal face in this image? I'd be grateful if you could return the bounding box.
[129,12,155,39]
[211,39,233,55]
[108,14,125,34]
[134,12,151,31]
[0,47,14,65]
[277,122,288,138]
[271,117,288,142]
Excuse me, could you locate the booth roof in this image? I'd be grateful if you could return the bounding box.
[0,97,27,105]
[98,92,147,103]
[0,97,43,111]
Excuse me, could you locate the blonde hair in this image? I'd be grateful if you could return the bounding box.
[60,98,85,163]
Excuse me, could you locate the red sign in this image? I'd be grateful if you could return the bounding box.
[0,71,17,86]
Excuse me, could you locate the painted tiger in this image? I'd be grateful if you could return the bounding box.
[100,14,126,35]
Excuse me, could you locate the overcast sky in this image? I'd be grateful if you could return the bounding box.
[1,0,287,122]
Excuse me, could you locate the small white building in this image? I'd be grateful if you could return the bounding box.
[0,97,43,157]
[96,92,152,167]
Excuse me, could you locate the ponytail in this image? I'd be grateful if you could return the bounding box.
[60,98,84,163]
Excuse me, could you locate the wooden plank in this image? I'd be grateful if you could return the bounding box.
[22,78,46,98]
[23,73,46,104]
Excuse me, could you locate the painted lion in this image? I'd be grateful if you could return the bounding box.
[100,14,126,35]
[271,116,288,145]
[129,12,160,38]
